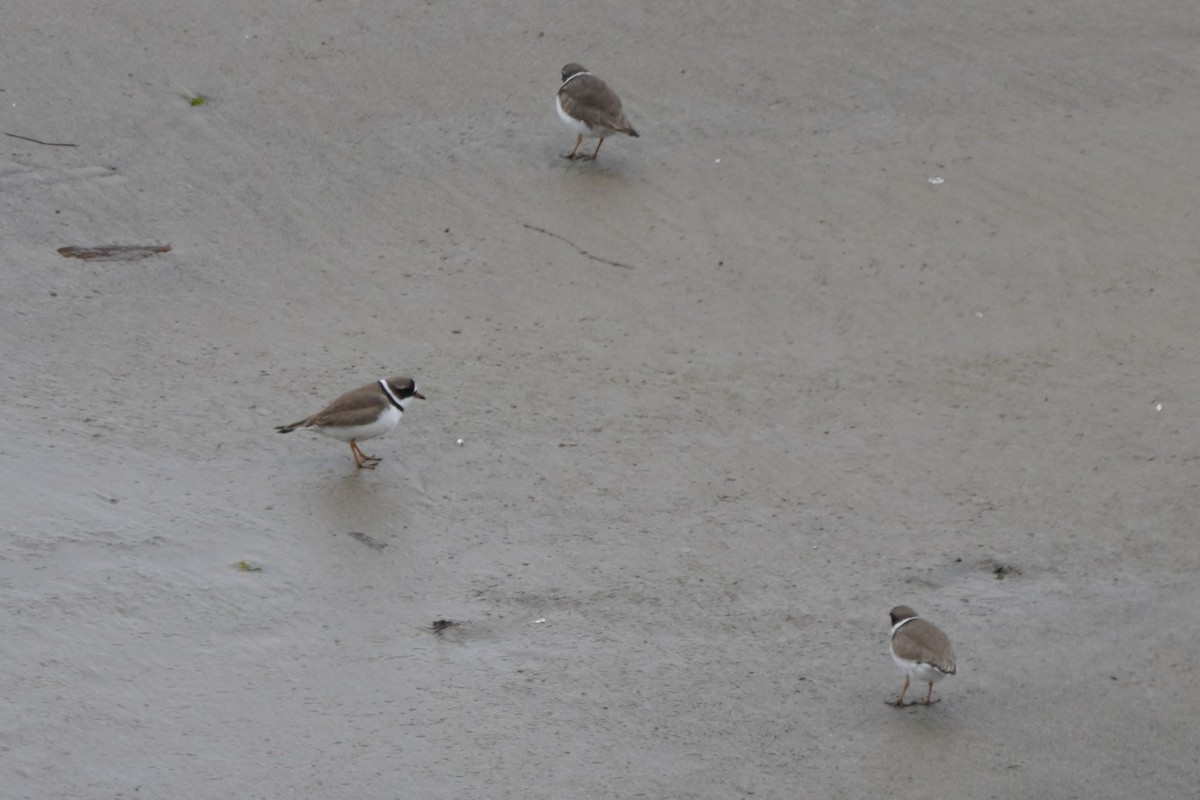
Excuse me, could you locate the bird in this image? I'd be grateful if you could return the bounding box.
[556,63,639,161]
[889,605,957,706]
[275,376,425,468]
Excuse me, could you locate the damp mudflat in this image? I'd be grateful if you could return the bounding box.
[3,1,1199,798]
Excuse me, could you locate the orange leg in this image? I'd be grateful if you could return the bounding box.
[349,440,380,469]
[922,682,936,705]
[893,675,910,706]
[574,137,605,161]
[563,135,583,159]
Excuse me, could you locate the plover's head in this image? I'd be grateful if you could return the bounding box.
[889,605,919,626]
[561,63,588,82]
[383,376,426,406]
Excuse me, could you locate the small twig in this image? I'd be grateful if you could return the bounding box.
[347,531,387,551]
[4,131,78,147]
[58,244,171,261]
[522,223,635,269]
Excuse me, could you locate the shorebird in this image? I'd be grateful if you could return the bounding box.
[556,62,639,161]
[276,376,425,468]
[889,605,957,706]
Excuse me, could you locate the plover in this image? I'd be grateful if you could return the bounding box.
[556,62,639,161]
[276,376,425,468]
[889,605,957,706]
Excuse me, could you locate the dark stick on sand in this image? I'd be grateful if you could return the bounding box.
[522,223,635,269]
[5,132,78,147]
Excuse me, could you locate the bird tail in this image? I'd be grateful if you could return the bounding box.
[275,420,306,434]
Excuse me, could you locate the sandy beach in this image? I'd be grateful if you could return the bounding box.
[3,1,1199,797]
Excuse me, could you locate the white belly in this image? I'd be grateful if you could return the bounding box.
[313,406,401,443]
[556,96,611,139]
[893,654,953,684]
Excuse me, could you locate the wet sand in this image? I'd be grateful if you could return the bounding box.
[3,1,1199,797]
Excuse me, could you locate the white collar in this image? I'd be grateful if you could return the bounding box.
[378,379,406,410]
[559,71,592,90]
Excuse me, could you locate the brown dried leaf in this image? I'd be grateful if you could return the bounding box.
[57,244,171,261]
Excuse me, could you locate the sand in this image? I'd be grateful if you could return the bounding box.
[3,1,1199,797]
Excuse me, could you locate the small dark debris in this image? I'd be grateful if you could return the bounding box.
[58,244,171,262]
[347,531,386,551]
[430,619,460,634]
[993,563,1019,579]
